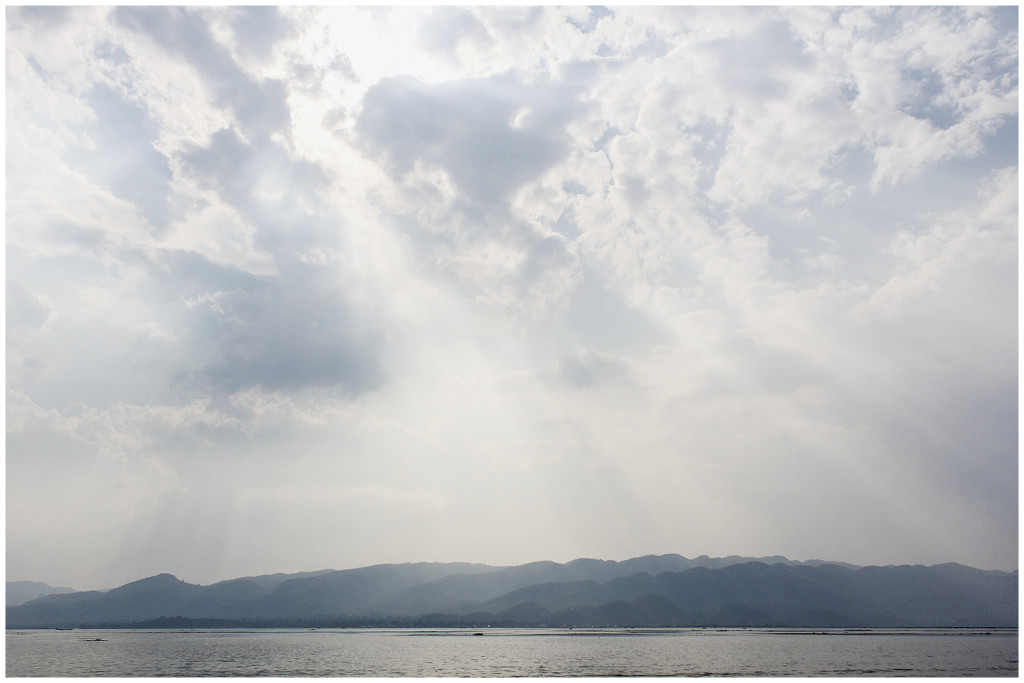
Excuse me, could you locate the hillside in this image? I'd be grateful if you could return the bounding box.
[6,555,1016,628]
[6,581,78,607]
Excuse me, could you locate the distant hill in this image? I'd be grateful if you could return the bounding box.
[6,555,1016,628]
[6,581,77,607]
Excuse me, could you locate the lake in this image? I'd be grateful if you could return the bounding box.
[5,627,1018,677]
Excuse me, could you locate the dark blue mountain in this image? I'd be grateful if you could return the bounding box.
[6,555,1016,628]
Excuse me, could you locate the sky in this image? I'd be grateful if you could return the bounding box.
[6,5,1018,591]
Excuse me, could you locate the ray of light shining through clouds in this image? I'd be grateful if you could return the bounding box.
[6,6,1018,590]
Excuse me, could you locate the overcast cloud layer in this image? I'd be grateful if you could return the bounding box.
[7,6,1018,590]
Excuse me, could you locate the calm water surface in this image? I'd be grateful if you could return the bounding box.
[6,627,1018,677]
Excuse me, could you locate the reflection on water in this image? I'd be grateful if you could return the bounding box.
[6,627,1018,677]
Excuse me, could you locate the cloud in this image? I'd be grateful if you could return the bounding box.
[417,7,491,57]
[855,166,1017,320]
[556,349,632,390]
[222,6,295,64]
[6,285,54,387]
[180,270,385,397]
[114,6,291,139]
[357,73,585,207]
[706,16,812,102]
[565,6,614,35]
[178,128,337,264]
[353,71,597,318]
[64,85,174,230]
[7,284,53,335]
[5,6,1018,589]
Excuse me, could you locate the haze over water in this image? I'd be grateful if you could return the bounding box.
[6,628,1018,677]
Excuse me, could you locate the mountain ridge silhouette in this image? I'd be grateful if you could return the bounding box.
[7,554,1016,628]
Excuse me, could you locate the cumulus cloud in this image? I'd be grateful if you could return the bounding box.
[354,71,594,317]
[114,6,292,139]
[356,73,585,206]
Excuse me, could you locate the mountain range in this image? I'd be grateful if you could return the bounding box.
[6,580,77,607]
[6,554,1016,628]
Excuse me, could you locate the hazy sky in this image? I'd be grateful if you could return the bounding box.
[7,6,1018,591]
